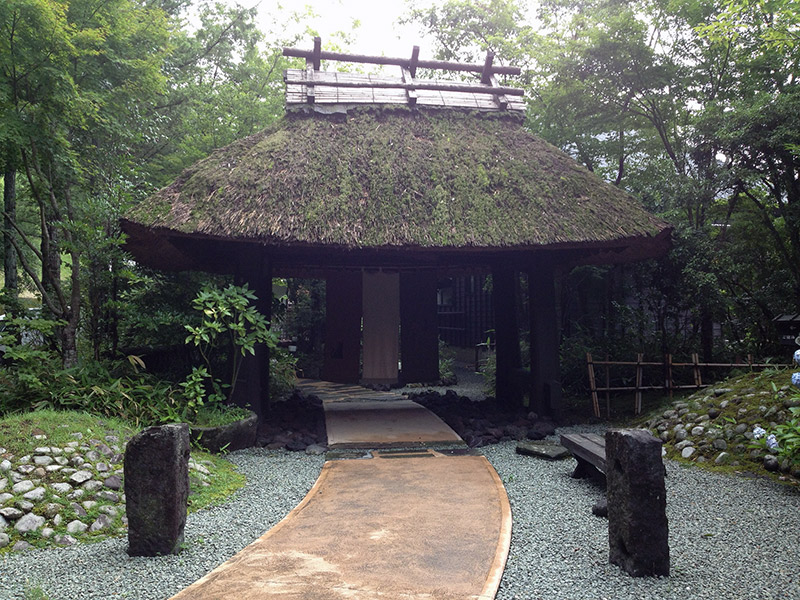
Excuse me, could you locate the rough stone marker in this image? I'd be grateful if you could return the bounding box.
[124,423,190,556]
[605,428,669,577]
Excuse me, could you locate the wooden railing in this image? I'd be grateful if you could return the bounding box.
[586,353,781,418]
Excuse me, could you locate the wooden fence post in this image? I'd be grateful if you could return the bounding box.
[587,353,600,418]
[635,353,643,415]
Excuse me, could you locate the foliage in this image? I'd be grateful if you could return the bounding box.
[182,283,277,418]
[439,340,457,385]
[771,406,800,466]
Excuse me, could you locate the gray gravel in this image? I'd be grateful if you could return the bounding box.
[483,425,800,600]
[3,427,800,600]
[0,448,324,599]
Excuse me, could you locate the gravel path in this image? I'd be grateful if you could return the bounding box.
[2,428,799,600]
[484,427,800,600]
[0,449,325,600]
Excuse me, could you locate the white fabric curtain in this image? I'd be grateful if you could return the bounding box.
[361,271,400,384]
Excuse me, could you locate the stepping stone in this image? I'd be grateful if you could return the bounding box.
[516,441,570,459]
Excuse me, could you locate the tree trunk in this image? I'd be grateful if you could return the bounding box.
[3,164,17,301]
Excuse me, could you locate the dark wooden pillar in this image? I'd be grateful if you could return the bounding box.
[400,271,439,383]
[528,260,561,418]
[492,266,522,407]
[322,270,362,383]
[233,252,272,420]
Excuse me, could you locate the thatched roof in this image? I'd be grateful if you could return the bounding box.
[122,107,670,273]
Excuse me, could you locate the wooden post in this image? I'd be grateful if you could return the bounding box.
[322,271,362,384]
[587,353,600,418]
[605,353,611,418]
[635,353,643,415]
[493,266,522,408]
[232,251,272,420]
[528,261,561,418]
[400,271,439,383]
[665,353,674,400]
[692,353,702,388]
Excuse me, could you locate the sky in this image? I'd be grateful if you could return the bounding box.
[242,0,438,60]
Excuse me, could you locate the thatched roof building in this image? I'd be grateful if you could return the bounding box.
[122,42,671,419]
[123,108,669,274]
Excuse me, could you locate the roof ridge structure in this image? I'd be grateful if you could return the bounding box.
[283,37,526,114]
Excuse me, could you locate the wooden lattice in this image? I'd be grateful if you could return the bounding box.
[283,37,525,112]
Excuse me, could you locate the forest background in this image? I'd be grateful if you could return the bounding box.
[0,0,798,415]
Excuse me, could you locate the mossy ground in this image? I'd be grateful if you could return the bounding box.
[0,410,246,554]
[579,367,800,487]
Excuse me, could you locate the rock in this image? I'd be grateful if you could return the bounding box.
[33,456,54,466]
[0,493,12,505]
[605,429,669,577]
[715,452,731,465]
[53,514,62,527]
[305,444,327,455]
[96,462,109,473]
[67,519,88,534]
[70,456,85,467]
[712,439,728,451]
[82,500,98,511]
[12,541,32,552]
[97,491,120,503]
[16,500,34,512]
[22,486,46,502]
[43,503,61,518]
[85,450,102,462]
[681,447,695,459]
[54,534,77,546]
[516,441,570,460]
[82,480,103,493]
[52,482,73,494]
[674,429,688,442]
[0,532,8,548]
[592,497,608,518]
[691,426,704,437]
[16,465,35,475]
[103,475,123,490]
[14,513,45,534]
[0,514,6,531]
[659,431,671,442]
[734,423,748,434]
[0,507,24,520]
[12,480,34,495]
[675,440,694,451]
[125,423,190,556]
[0,460,12,472]
[70,470,93,484]
[71,503,87,518]
[90,514,113,532]
[764,455,780,472]
[707,408,721,419]
[41,527,54,538]
[68,489,85,500]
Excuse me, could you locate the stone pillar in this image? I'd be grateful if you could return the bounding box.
[400,271,439,383]
[125,424,190,556]
[492,266,522,407]
[605,429,669,577]
[322,270,362,383]
[528,261,562,418]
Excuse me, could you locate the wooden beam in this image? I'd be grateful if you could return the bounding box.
[490,74,509,110]
[401,67,418,106]
[481,51,494,84]
[305,65,315,104]
[312,35,321,70]
[287,75,524,96]
[284,44,521,76]
[409,45,420,77]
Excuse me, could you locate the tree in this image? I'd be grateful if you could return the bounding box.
[0,0,170,366]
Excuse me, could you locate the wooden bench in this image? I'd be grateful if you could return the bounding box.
[560,433,606,479]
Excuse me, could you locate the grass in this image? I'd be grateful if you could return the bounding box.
[0,409,246,554]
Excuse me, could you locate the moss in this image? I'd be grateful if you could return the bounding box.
[125,108,668,250]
